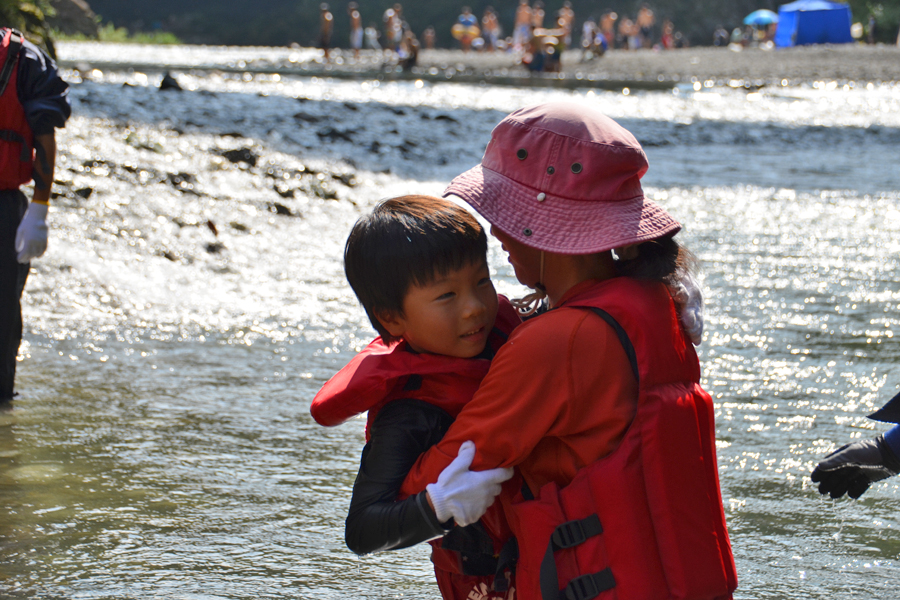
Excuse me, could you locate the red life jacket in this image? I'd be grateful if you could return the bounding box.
[504,278,738,600]
[0,28,34,189]
[311,296,521,594]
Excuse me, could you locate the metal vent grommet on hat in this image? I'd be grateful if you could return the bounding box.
[571,163,583,173]
[523,228,533,236]
[517,148,528,160]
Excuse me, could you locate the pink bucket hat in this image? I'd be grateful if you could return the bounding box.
[444,102,681,254]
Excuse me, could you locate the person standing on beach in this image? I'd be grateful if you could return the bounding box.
[530,1,545,30]
[599,11,617,49]
[348,2,363,58]
[513,0,532,51]
[0,28,70,406]
[636,4,655,48]
[557,1,575,49]
[319,3,334,60]
[364,23,381,50]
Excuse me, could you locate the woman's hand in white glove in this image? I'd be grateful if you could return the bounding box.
[16,202,49,263]
[426,441,514,527]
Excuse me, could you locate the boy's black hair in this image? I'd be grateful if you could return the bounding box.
[344,195,488,343]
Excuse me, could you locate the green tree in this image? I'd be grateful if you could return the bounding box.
[848,0,900,43]
[0,0,57,57]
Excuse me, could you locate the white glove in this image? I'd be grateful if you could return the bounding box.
[15,202,49,263]
[426,441,514,527]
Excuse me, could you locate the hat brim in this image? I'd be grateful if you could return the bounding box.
[444,164,682,255]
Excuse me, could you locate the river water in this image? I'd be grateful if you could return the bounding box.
[2,42,900,599]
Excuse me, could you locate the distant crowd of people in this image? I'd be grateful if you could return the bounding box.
[317,2,421,70]
[315,1,690,73]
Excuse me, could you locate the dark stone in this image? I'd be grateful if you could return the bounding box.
[221,148,258,166]
[268,202,294,216]
[160,72,182,91]
[294,112,323,123]
[317,127,354,142]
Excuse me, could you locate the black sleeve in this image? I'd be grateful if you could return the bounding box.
[345,399,454,555]
[16,36,71,134]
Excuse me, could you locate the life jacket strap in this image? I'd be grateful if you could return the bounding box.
[0,29,23,98]
[492,536,519,593]
[562,569,616,600]
[0,130,29,161]
[585,307,639,384]
[552,514,603,548]
[540,514,614,600]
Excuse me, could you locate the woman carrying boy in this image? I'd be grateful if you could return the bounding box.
[396,102,738,600]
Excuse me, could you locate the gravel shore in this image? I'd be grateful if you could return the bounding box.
[410,44,900,86]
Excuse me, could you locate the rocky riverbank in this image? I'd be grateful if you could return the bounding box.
[59,42,900,91]
[373,44,900,86]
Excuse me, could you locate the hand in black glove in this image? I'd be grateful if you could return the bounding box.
[811,435,900,499]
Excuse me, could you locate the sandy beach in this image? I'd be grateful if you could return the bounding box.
[382,43,900,86]
[60,42,900,90]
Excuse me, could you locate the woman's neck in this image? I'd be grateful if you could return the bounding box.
[543,251,617,307]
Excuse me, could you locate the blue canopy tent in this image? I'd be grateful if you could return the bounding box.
[774,0,853,47]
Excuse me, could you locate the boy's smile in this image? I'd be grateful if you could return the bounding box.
[379,261,499,358]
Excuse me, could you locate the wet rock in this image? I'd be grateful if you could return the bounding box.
[274,185,296,198]
[317,127,354,142]
[294,112,323,123]
[205,242,226,254]
[74,187,93,199]
[309,181,338,200]
[206,220,219,237]
[160,72,183,91]
[332,173,357,187]
[343,102,360,111]
[221,148,259,167]
[167,172,199,195]
[230,222,249,232]
[268,202,296,216]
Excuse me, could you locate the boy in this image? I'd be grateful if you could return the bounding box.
[311,196,518,600]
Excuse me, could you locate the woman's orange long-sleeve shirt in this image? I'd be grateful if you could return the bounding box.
[400,279,638,497]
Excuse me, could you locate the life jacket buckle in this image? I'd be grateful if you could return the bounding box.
[563,568,616,600]
[551,514,602,549]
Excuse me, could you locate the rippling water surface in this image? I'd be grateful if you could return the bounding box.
[2,42,900,599]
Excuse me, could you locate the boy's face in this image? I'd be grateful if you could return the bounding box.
[380,261,499,358]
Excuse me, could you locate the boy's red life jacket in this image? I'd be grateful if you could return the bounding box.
[0,28,34,190]
[311,296,521,592]
[503,278,738,600]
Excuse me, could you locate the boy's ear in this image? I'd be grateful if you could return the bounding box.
[375,310,407,338]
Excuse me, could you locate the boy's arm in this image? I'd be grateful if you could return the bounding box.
[345,399,453,554]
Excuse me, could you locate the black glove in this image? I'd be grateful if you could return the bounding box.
[811,435,900,499]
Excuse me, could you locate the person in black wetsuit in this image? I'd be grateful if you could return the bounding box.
[311,195,519,599]
[812,391,900,499]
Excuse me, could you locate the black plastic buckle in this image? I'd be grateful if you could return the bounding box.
[551,514,602,549]
[552,520,587,549]
[563,569,616,600]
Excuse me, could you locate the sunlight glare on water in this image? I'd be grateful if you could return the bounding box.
[1,42,899,599]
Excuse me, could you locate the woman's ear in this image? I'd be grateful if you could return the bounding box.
[376,310,407,339]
